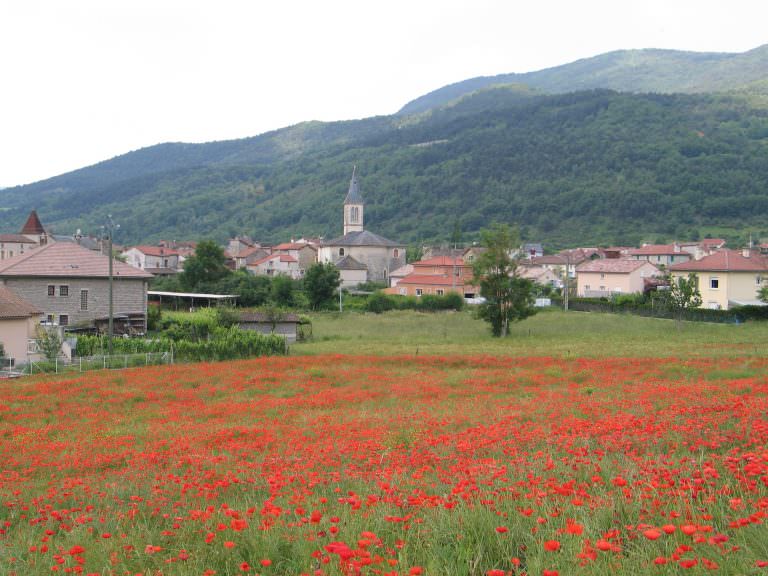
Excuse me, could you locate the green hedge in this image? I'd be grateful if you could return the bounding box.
[365,292,465,314]
[553,297,768,323]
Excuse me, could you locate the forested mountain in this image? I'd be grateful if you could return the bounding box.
[399,44,768,115]
[2,46,768,248]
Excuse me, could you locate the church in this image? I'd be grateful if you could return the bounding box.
[318,168,406,284]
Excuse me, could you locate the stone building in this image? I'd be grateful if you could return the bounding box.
[318,168,406,283]
[0,242,152,333]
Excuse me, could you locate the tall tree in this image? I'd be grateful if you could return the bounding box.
[473,223,536,337]
[179,240,230,291]
[664,272,703,325]
[304,263,341,310]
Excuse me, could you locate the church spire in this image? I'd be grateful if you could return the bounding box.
[344,165,363,205]
[343,166,364,235]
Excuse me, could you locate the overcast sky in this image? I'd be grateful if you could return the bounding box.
[1,0,766,187]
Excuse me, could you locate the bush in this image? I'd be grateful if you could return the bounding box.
[364,292,464,314]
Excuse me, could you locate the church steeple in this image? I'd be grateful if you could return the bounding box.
[343,166,364,235]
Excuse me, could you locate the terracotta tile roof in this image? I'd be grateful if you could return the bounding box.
[0,285,41,318]
[700,238,726,248]
[235,246,264,258]
[628,244,685,256]
[529,255,567,265]
[577,259,659,274]
[669,249,768,273]
[127,245,179,257]
[0,234,37,243]
[389,264,414,278]
[273,242,316,251]
[250,254,297,266]
[20,210,46,235]
[397,274,468,287]
[414,256,466,267]
[0,242,152,279]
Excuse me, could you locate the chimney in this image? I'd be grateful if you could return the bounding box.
[742,248,751,258]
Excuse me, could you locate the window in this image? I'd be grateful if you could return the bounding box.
[339,248,345,257]
[399,287,407,295]
[599,285,606,291]
[600,273,605,279]
[48,285,55,297]
[46,314,54,324]
[710,277,719,289]
[436,289,444,295]
[59,314,69,326]
[584,284,591,291]
[757,276,764,286]
[415,288,423,296]
[350,206,359,223]
[393,249,399,258]
[80,289,88,311]
[59,285,69,297]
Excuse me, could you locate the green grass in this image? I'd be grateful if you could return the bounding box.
[295,307,768,357]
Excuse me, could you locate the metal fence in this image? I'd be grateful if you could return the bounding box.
[23,351,173,375]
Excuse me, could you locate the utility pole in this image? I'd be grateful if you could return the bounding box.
[563,251,570,312]
[102,215,119,356]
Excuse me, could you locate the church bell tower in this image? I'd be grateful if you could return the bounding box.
[343,166,364,235]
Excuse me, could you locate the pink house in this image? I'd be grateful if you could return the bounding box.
[576,259,660,297]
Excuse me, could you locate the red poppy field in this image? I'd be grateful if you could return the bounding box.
[1,355,768,575]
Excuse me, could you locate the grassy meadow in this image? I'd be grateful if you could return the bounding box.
[297,308,768,358]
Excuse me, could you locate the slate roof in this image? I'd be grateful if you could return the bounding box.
[323,230,404,248]
[334,255,367,270]
[576,259,658,274]
[669,249,768,273]
[0,285,41,319]
[344,167,363,205]
[20,210,46,235]
[0,242,153,279]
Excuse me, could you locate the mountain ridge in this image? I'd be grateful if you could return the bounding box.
[2,45,768,248]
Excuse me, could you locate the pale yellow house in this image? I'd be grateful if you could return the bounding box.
[669,249,768,310]
[576,259,660,297]
[0,285,42,366]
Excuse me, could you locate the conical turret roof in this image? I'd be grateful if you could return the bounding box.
[344,166,363,205]
[20,210,46,235]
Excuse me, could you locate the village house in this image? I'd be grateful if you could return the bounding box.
[230,245,270,271]
[271,242,318,273]
[385,256,479,298]
[0,242,152,333]
[0,285,42,366]
[669,248,768,310]
[628,244,692,268]
[0,234,38,261]
[0,210,51,261]
[122,245,181,275]
[318,168,406,283]
[247,253,302,279]
[576,259,660,298]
